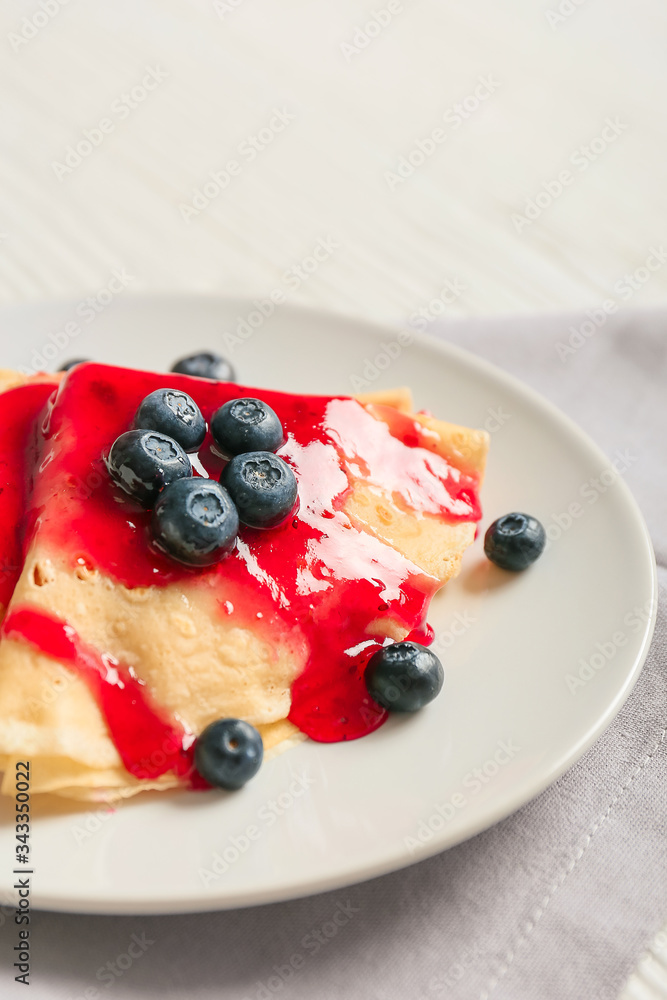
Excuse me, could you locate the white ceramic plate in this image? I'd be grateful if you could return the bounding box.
[0,297,657,914]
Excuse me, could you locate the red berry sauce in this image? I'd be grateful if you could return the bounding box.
[0,380,57,610]
[2,605,195,781]
[3,364,483,782]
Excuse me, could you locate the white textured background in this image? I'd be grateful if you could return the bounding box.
[0,1,666,996]
[1,0,667,326]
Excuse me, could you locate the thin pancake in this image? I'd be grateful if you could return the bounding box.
[0,369,487,801]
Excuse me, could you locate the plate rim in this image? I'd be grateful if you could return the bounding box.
[0,295,658,914]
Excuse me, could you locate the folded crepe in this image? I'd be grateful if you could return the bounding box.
[0,364,488,801]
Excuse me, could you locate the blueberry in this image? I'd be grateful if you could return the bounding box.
[211,398,284,456]
[134,388,206,453]
[365,642,444,712]
[152,478,238,566]
[194,718,263,790]
[484,512,546,571]
[171,352,236,382]
[59,359,89,371]
[221,451,298,529]
[107,430,191,507]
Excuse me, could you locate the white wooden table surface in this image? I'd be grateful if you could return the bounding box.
[0,1,665,995]
[1,0,667,326]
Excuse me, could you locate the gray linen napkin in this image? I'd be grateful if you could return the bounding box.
[2,309,665,1000]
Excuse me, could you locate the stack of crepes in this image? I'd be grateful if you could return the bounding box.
[0,363,488,802]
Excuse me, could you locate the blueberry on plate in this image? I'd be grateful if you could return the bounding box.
[365,642,444,712]
[134,388,206,453]
[171,351,236,383]
[211,397,284,456]
[152,478,239,566]
[484,512,546,571]
[107,429,192,507]
[220,451,298,529]
[59,359,89,371]
[194,718,263,790]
